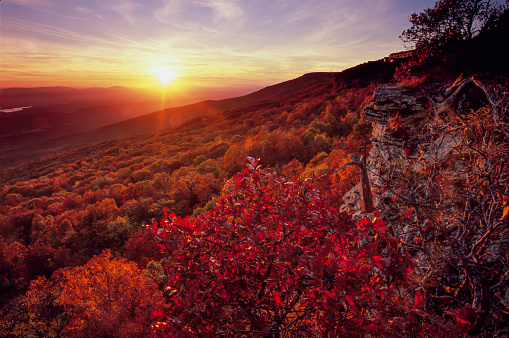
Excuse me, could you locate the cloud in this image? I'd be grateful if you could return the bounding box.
[193,0,243,22]
[74,6,106,21]
[153,0,186,25]
[104,0,142,25]
[4,17,113,47]
[153,0,244,31]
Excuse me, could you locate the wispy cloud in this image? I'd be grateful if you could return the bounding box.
[153,0,194,28]
[103,0,142,25]
[74,6,106,21]
[193,0,243,22]
[4,17,119,48]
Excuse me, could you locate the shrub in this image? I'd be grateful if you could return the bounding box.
[150,158,419,337]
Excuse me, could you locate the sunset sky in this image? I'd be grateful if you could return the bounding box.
[1,0,436,89]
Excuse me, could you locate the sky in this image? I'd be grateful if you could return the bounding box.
[1,0,436,89]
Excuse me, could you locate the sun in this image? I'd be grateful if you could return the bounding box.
[153,65,178,85]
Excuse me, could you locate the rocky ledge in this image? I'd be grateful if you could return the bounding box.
[341,75,500,218]
[362,84,431,124]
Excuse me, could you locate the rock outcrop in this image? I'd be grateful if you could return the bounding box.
[362,84,430,124]
[340,75,509,317]
[341,76,497,219]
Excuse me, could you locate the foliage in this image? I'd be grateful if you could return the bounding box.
[376,86,509,336]
[0,64,377,334]
[149,158,422,337]
[1,251,165,337]
[0,238,29,302]
[124,229,166,268]
[0,275,74,338]
[0,77,370,265]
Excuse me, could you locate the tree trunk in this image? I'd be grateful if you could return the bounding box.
[337,154,375,213]
[359,155,375,213]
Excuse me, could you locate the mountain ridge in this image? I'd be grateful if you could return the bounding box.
[0,72,339,170]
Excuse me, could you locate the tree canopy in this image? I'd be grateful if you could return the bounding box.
[401,0,508,65]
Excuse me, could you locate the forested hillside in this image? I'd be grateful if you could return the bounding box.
[0,73,337,170]
[0,67,375,336]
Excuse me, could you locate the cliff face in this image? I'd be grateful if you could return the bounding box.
[362,84,429,124]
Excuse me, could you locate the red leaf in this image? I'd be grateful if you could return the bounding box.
[414,289,424,309]
[324,290,335,298]
[372,256,383,269]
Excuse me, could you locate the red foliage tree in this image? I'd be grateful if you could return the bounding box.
[150,158,422,337]
[400,0,507,68]
[124,229,166,268]
[0,238,29,297]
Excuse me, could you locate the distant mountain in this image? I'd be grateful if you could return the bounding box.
[0,84,263,142]
[0,84,261,111]
[0,72,339,169]
[104,72,340,134]
[0,84,259,168]
[0,86,139,111]
[0,102,168,139]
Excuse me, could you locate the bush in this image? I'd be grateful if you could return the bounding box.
[149,158,419,337]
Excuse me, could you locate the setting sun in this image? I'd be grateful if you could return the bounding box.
[153,65,178,85]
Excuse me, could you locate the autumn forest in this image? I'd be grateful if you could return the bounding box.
[1,0,509,337]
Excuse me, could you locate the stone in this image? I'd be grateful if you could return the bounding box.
[341,76,483,217]
[362,84,429,125]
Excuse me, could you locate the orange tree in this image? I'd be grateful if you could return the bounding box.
[58,250,164,338]
[1,249,165,338]
[150,158,423,337]
[0,275,74,338]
